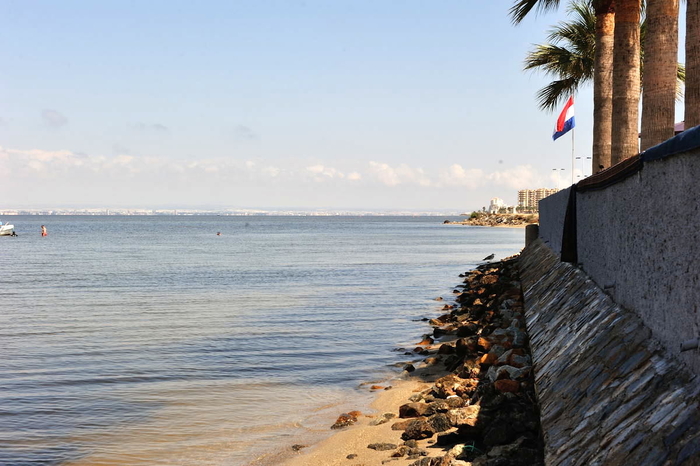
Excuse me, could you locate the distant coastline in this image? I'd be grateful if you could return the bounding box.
[444,213,538,227]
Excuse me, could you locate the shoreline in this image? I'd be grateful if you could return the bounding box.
[277,257,544,466]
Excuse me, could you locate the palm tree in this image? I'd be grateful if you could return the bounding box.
[640,0,679,151]
[592,0,615,171]
[524,1,685,171]
[686,0,700,129]
[511,0,616,172]
[611,0,642,164]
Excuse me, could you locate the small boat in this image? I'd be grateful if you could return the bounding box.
[0,222,15,236]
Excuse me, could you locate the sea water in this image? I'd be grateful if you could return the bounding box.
[0,216,524,465]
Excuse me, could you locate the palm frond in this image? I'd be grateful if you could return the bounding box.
[509,0,562,24]
[536,78,580,111]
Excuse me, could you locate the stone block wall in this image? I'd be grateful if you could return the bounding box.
[520,240,700,465]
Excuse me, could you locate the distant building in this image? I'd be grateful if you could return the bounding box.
[488,197,508,214]
[517,188,558,212]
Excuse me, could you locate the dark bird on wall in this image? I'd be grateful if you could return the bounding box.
[483,254,495,261]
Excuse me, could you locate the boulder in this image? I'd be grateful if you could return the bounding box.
[391,419,414,430]
[432,374,466,398]
[331,412,359,429]
[447,406,481,427]
[438,343,456,355]
[428,413,453,432]
[368,443,398,451]
[400,402,430,418]
[370,412,396,426]
[402,418,437,440]
[494,379,520,394]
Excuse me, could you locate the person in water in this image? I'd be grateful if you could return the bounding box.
[41,225,47,237]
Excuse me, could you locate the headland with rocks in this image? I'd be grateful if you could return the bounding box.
[443,214,538,227]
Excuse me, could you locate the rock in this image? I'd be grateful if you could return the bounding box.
[370,412,396,426]
[479,352,498,366]
[331,412,359,429]
[403,439,419,448]
[483,422,515,446]
[436,431,463,446]
[478,337,492,351]
[459,359,481,378]
[370,385,386,390]
[487,365,529,383]
[481,274,498,285]
[438,343,455,355]
[391,419,414,430]
[346,453,358,459]
[509,354,531,368]
[435,297,444,301]
[456,323,479,337]
[485,436,525,458]
[291,444,307,451]
[402,418,436,440]
[424,357,441,366]
[399,402,430,418]
[432,374,466,398]
[448,406,481,427]
[445,396,466,408]
[404,364,416,373]
[408,457,442,466]
[368,443,398,451]
[418,336,435,346]
[494,379,520,393]
[428,413,453,432]
[425,400,450,415]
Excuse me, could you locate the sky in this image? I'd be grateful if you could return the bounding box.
[0,1,688,211]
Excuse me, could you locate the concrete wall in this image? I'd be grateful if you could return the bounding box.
[537,187,569,255]
[537,146,700,374]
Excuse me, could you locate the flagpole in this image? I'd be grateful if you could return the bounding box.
[571,127,575,185]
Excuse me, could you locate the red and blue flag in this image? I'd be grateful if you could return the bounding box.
[553,96,575,141]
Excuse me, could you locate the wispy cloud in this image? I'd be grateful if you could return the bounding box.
[306,164,344,181]
[0,146,547,208]
[368,162,431,187]
[42,109,68,128]
[133,122,169,132]
[233,125,258,141]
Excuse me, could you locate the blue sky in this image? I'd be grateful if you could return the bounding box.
[0,1,684,211]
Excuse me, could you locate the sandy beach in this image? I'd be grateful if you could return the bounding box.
[282,376,437,466]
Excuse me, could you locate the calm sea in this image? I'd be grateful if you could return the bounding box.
[0,216,523,465]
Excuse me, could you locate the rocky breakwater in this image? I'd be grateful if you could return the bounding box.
[327,257,545,466]
[443,214,538,227]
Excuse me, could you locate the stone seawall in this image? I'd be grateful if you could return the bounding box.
[520,240,700,465]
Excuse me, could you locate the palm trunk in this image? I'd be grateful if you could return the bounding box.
[611,0,642,164]
[641,0,679,150]
[593,1,615,172]
[686,0,700,128]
